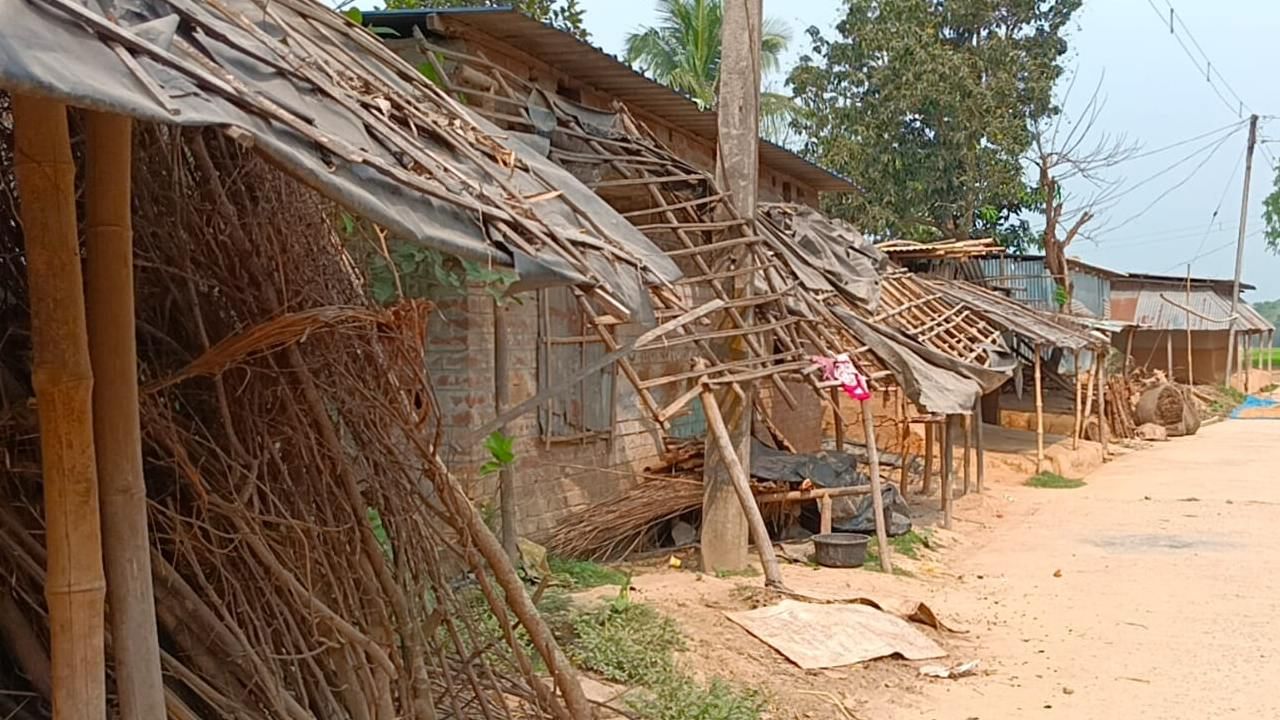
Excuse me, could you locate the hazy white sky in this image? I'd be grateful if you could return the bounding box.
[577,0,1280,299]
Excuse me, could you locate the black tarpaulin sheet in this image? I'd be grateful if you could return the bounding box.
[0,0,681,314]
[759,204,888,308]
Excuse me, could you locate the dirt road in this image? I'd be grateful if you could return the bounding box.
[886,418,1280,719]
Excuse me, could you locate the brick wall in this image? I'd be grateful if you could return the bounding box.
[428,287,696,537]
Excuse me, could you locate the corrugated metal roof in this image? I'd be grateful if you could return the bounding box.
[364,7,858,194]
[1110,284,1273,332]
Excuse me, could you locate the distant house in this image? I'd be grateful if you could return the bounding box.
[1109,273,1274,384]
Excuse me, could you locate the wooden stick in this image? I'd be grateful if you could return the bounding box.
[85,110,166,720]
[1034,345,1045,474]
[700,384,785,588]
[1166,332,1174,380]
[973,396,985,494]
[1073,349,1083,450]
[831,388,845,452]
[14,94,107,720]
[1097,344,1109,457]
[493,300,518,564]
[922,422,935,495]
[1186,265,1195,384]
[896,390,909,492]
[859,398,893,573]
[962,414,972,495]
[819,495,833,535]
[941,416,953,530]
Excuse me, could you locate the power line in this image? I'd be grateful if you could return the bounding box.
[1144,0,1250,118]
[1188,143,1246,262]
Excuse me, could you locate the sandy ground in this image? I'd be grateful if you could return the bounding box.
[616,417,1280,719]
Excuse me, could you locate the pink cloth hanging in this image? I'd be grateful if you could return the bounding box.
[812,353,871,401]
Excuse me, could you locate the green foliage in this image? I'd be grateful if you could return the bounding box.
[548,556,629,589]
[623,0,796,145]
[570,589,685,686]
[1252,300,1280,345]
[1264,167,1280,255]
[366,507,393,562]
[1026,472,1086,489]
[347,221,515,306]
[480,431,516,476]
[790,0,1081,241]
[1252,348,1280,368]
[381,0,590,41]
[628,677,765,720]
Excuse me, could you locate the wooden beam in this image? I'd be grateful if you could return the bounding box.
[922,422,935,495]
[14,94,107,720]
[1072,350,1083,450]
[962,414,972,495]
[1166,332,1174,380]
[859,397,893,573]
[84,110,166,720]
[700,384,784,588]
[830,388,845,452]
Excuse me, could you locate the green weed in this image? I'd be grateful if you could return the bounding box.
[548,556,628,589]
[1026,472,1086,489]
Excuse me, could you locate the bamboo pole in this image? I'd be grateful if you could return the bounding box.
[1072,349,1083,450]
[492,300,518,564]
[922,422,934,495]
[897,390,910,493]
[14,94,107,720]
[941,416,953,530]
[1166,332,1174,379]
[1034,345,1045,474]
[858,397,892,573]
[1186,265,1194,384]
[699,384,784,588]
[973,396,985,493]
[830,388,844,452]
[1097,344,1109,457]
[962,414,971,495]
[84,110,166,720]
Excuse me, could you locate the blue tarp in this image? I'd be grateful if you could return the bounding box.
[1231,395,1280,419]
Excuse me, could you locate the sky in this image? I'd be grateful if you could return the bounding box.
[572,0,1280,301]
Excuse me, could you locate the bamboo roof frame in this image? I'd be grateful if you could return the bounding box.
[407,33,902,430]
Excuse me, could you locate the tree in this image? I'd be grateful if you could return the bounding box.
[789,0,1082,241]
[382,0,590,41]
[623,0,796,144]
[1031,75,1136,310]
[1263,168,1280,255]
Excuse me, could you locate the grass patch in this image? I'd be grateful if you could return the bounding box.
[714,566,760,579]
[548,555,628,589]
[1026,471,1086,489]
[1251,347,1280,368]
[569,587,763,720]
[1209,384,1247,415]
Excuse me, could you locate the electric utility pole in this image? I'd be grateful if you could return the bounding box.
[1225,113,1258,385]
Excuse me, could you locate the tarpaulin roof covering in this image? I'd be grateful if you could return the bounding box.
[0,0,682,316]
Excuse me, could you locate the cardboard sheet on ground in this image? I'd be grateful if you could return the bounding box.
[725,599,946,669]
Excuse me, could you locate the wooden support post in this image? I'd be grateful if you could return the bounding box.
[1124,327,1135,377]
[84,110,166,720]
[819,495,833,535]
[493,300,518,564]
[830,388,844,452]
[973,396,985,494]
[941,416,954,530]
[922,422,935,495]
[1166,332,1174,380]
[14,94,107,720]
[700,385,784,588]
[962,414,972,495]
[1072,349,1083,450]
[1097,344,1109,457]
[1034,344,1045,474]
[859,398,892,573]
[1186,264,1195,384]
[897,390,910,493]
[1269,331,1275,374]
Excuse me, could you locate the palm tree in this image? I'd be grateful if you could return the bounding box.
[624,0,797,143]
